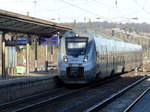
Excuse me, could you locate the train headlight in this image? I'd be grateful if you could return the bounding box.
[83,56,88,62]
[63,56,68,62]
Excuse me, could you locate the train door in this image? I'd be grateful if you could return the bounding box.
[109,55,114,76]
[96,49,101,75]
[106,47,112,77]
[105,47,108,77]
[121,56,125,72]
[118,55,124,73]
[103,46,109,77]
[99,46,106,78]
[109,47,115,76]
[112,46,118,75]
[112,55,117,75]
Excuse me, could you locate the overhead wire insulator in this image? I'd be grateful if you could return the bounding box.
[115,0,117,8]
[33,0,37,7]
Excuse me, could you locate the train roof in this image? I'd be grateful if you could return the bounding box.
[62,29,95,41]
[95,35,142,52]
[62,29,142,52]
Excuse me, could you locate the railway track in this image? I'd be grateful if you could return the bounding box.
[0,87,68,112]
[123,84,150,112]
[84,75,148,112]
[8,73,145,112]
[0,74,120,112]
[0,72,146,112]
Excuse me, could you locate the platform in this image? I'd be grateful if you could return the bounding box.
[129,89,150,112]
[0,70,60,104]
[0,69,57,79]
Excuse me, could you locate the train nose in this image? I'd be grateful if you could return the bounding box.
[66,67,84,78]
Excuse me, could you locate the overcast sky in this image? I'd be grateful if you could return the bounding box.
[0,0,150,23]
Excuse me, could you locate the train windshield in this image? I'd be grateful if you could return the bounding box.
[66,37,88,56]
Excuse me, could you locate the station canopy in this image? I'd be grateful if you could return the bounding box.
[0,9,71,36]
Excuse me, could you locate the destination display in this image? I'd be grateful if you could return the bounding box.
[39,35,59,46]
[66,37,88,42]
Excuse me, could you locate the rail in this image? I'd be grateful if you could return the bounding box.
[84,75,148,112]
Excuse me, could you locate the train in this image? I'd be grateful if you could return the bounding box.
[57,29,143,84]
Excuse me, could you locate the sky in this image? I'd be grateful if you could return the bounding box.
[0,0,150,23]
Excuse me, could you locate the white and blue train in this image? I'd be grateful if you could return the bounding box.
[57,30,143,84]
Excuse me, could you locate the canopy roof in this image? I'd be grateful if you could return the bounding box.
[0,9,71,36]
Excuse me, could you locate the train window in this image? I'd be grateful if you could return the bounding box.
[65,37,88,56]
[67,42,86,49]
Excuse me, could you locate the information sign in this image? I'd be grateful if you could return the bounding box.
[39,35,59,46]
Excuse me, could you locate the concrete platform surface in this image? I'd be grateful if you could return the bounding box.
[0,69,57,81]
[0,70,59,104]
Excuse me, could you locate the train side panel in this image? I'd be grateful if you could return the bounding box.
[95,37,143,79]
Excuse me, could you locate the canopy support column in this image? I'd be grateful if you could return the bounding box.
[26,36,29,74]
[34,38,38,72]
[1,31,6,78]
[45,45,48,71]
[50,46,54,63]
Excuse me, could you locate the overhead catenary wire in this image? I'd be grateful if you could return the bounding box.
[1,0,148,23]
[30,0,92,13]
[60,0,100,17]
[132,0,150,18]
[60,0,124,22]
[60,0,139,23]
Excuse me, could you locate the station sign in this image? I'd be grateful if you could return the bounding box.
[5,36,31,46]
[16,36,28,45]
[5,40,16,46]
[39,35,59,46]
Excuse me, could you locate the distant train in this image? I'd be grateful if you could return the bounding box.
[57,30,143,84]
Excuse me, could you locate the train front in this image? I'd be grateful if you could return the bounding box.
[58,30,96,84]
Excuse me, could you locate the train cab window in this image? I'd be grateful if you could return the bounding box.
[66,37,88,56]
